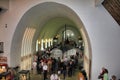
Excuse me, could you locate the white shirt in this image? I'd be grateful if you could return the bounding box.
[43,64,48,70]
[32,61,37,69]
[50,74,58,80]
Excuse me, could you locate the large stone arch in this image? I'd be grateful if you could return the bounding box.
[10,1,92,79]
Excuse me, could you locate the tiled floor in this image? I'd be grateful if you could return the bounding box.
[30,70,79,80]
[30,58,83,80]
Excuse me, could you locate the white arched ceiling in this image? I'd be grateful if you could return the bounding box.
[38,17,81,39]
[11,1,91,78]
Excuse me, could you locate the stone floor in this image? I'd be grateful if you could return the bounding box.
[30,70,79,80]
[30,58,83,80]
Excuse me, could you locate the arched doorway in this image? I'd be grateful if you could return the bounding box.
[10,2,92,79]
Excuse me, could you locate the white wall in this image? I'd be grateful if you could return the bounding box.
[0,0,120,79]
[80,4,120,79]
[0,0,9,9]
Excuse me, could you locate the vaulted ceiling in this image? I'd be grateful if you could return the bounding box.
[38,17,80,39]
[13,2,83,46]
[22,2,82,41]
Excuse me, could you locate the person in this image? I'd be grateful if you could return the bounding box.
[78,66,85,80]
[103,69,109,80]
[111,75,116,80]
[50,71,59,80]
[78,71,85,80]
[62,62,67,80]
[82,70,88,80]
[98,67,109,80]
[32,61,37,74]
[43,62,48,80]
[98,67,104,79]
[68,60,73,77]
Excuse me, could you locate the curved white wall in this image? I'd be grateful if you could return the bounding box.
[0,0,120,79]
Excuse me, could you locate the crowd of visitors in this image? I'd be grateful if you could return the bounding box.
[32,47,83,80]
[32,47,118,80]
